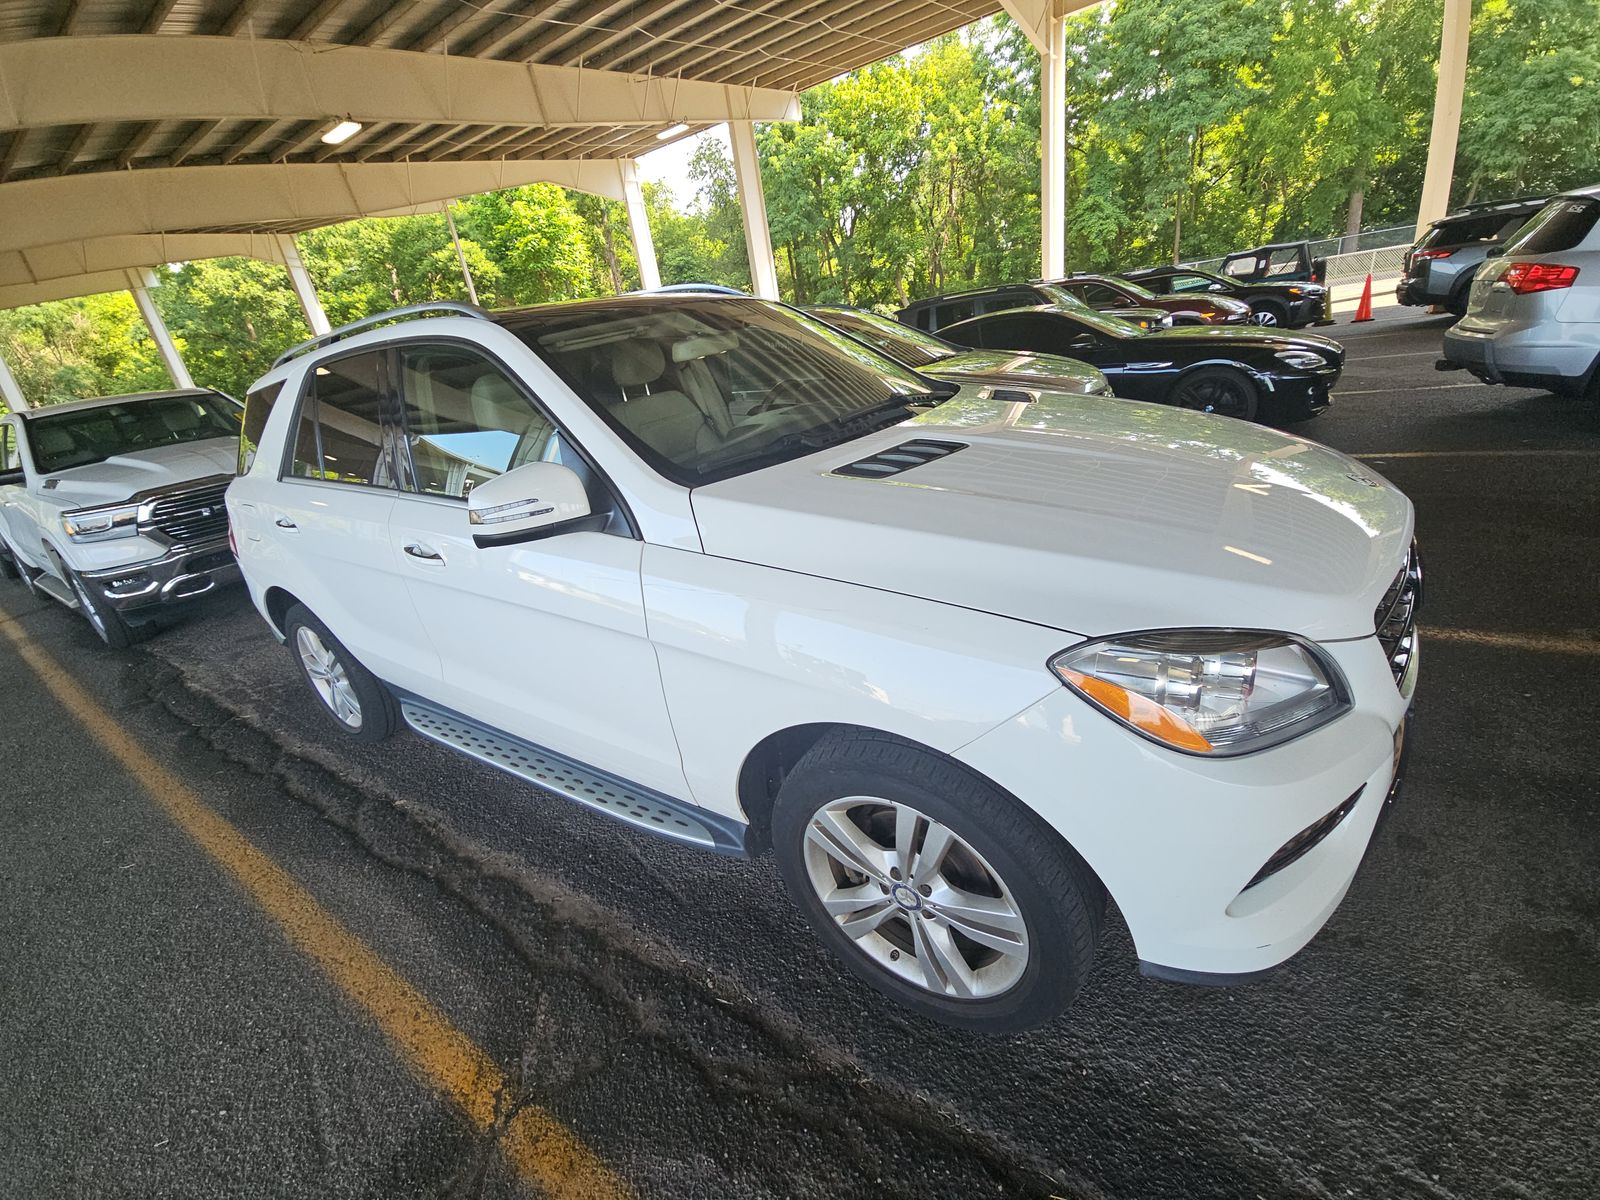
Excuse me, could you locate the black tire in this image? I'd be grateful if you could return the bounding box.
[1249,301,1287,327]
[771,729,1105,1032]
[1171,366,1260,421]
[67,568,137,649]
[282,603,399,742]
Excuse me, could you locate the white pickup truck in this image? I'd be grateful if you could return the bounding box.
[0,389,242,647]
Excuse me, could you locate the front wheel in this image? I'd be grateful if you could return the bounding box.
[1171,366,1260,421]
[68,569,137,649]
[771,730,1104,1032]
[1249,302,1286,327]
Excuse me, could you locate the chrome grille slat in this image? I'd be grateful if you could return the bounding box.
[1375,541,1422,687]
[140,481,231,545]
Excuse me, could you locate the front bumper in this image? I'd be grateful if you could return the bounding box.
[1287,296,1326,326]
[1260,368,1338,417]
[80,538,239,614]
[955,632,1414,978]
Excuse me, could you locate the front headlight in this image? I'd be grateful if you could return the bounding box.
[1274,350,1326,370]
[1049,630,1348,756]
[61,503,140,542]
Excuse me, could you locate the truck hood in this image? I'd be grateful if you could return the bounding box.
[926,350,1109,395]
[691,394,1412,641]
[38,438,237,508]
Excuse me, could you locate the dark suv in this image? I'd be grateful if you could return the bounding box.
[1122,266,1329,329]
[898,283,1168,334]
[1397,196,1547,315]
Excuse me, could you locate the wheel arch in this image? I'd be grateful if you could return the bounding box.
[735,722,1112,906]
[261,585,302,638]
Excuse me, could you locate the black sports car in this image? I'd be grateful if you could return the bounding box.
[1122,266,1329,329]
[939,305,1342,423]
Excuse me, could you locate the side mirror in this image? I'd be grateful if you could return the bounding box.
[1485,245,1505,258]
[467,461,594,548]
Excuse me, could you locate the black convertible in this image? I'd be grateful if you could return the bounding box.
[939,305,1343,423]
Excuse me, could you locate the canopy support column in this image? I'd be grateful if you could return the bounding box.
[1415,0,1471,239]
[1040,13,1068,280]
[275,234,330,336]
[125,269,194,390]
[619,160,661,292]
[0,349,27,411]
[729,120,779,300]
[444,204,481,306]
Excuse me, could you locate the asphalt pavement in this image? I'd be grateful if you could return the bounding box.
[3,306,1598,1199]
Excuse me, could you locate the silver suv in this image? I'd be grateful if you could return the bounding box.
[1443,185,1600,399]
[1397,196,1547,315]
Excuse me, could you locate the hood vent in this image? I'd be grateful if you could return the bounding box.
[982,386,1038,404]
[832,438,966,480]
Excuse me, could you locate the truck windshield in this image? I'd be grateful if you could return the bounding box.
[505,298,949,486]
[25,393,241,474]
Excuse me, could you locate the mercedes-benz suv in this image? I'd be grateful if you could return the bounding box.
[228,297,1419,1031]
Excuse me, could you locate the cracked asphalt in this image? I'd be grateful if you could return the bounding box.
[3,306,1598,1199]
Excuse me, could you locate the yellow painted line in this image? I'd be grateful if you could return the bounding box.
[1421,626,1600,657]
[1355,448,1600,459]
[0,611,628,1200]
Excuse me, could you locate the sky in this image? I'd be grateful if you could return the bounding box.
[636,125,732,207]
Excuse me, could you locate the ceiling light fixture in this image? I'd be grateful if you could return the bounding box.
[320,119,364,146]
[656,123,691,140]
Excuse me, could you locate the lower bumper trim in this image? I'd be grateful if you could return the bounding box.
[1138,960,1280,987]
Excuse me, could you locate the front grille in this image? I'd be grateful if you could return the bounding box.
[1375,540,1423,686]
[142,480,230,546]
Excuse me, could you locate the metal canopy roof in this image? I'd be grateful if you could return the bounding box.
[0,0,994,185]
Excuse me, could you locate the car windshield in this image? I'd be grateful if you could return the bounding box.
[1035,285,1101,314]
[807,308,956,369]
[1062,307,1147,339]
[509,298,949,486]
[24,393,241,474]
[1096,277,1160,302]
[1165,271,1226,293]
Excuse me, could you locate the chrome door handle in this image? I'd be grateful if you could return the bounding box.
[274,517,297,529]
[403,543,443,561]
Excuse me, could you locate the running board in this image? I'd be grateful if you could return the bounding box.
[33,573,79,610]
[398,698,747,856]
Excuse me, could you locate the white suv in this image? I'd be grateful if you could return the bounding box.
[228,297,1420,1031]
[1,389,242,647]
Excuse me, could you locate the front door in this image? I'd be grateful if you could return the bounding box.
[383,342,690,800]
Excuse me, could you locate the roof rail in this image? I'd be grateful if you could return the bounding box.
[272,302,489,369]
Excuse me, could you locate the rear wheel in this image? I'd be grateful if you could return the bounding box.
[283,603,398,742]
[1171,366,1260,421]
[771,730,1104,1032]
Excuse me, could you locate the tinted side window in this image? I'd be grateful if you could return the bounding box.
[239,380,285,475]
[1167,274,1214,293]
[395,346,555,499]
[289,352,396,488]
[1082,283,1121,306]
[975,315,1060,353]
[1505,198,1600,256]
[932,299,976,329]
[0,422,17,477]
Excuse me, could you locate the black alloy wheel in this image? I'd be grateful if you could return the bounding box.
[1171,367,1260,422]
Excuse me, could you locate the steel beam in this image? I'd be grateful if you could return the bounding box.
[125,268,194,390]
[728,121,778,300]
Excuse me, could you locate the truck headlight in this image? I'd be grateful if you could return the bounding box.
[61,503,140,542]
[1274,350,1326,370]
[1049,631,1348,755]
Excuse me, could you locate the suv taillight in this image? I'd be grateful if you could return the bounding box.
[1502,262,1579,294]
[1413,248,1453,262]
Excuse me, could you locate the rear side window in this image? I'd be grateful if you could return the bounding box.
[238,380,284,475]
[288,351,396,488]
[972,314,1063,352]
[931,299,976,328]
[1503,198,1600,256]
[394,346,556,499]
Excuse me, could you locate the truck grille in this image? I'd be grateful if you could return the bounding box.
[1375,540,1422,685]
[142,480,231,546]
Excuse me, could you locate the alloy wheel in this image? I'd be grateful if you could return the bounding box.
[1251,309,1280,326]
[295,626,363,729]
[801,797,1029,999]
[1175,374,1254,419]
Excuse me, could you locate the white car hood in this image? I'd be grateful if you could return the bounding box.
[691,394,1413,641]
[38,438,237,508]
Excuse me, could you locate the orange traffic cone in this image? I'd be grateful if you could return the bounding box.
[1352,273,1374,323]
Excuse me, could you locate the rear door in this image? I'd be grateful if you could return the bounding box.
[383,341,690,798]
[263,348,441,694]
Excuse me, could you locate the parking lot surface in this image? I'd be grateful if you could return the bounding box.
[3,308,1597,1199]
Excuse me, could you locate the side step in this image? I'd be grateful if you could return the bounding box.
[398,699,747,856]
[32,572,79,610]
